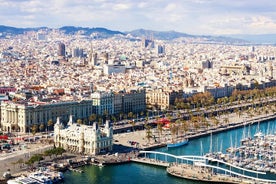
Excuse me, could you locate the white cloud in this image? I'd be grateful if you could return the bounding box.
[164,3,177,12]
[0,0,276,34]
[113,3,132,11]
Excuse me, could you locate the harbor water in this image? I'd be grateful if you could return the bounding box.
[62,118,276,184]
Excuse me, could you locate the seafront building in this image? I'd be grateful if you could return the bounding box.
[146,89,184,110]
[54,116,113,155]
[0,100,94,132]
[0,89,146,133]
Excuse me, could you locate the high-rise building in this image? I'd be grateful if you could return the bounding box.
[103,52,109,64]
[58,43,66,57]
[141,37,154,49]
[88,45,97,66]
[72,48,84,58]
[157,45,165,55]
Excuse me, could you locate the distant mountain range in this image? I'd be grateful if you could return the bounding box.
[127,29,192,40]
[59,26,124,36]
[127,29,245,43]
[225,34,276,44]
[0,25,47,34]
[0,25,275,44]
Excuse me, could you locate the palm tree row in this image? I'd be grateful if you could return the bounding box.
[174,86,276,111]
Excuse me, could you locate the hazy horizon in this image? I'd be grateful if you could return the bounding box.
[1,0,276,35]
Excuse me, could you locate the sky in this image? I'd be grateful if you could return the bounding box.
[0,0,276,35]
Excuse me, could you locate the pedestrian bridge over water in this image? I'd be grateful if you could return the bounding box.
[133,151,276,184]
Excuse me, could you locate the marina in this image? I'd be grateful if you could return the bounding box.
[136,150,276,183]
[5,113,276,184]
[205,129,276,177]
[7,168,64,184]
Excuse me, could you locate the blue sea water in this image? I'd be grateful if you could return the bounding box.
[62,119,276,184]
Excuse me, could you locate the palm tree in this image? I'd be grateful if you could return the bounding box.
[169,123,178,143]
[111,115,117,125]
[77,119,83,125]
[175,119,182,135]
[31,124,38,140]
[181,120,189,136]
[140,111,144,118]
[89,114,97,125]
[128,112,134,120]
[156,120,163,143]
[223,117,229,126]
[144,124,152,144]
[47,119,53,132]
[201,116,209,130]
[83,118,88,125]
[39,123,45,132]
[211,117,220,127]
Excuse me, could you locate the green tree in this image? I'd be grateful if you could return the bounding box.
[39,123,45,132]
[47,119,53,131]
[83,118,88,125]
[111,116,117,125]
[44,149,54,159]
[144,124,152,144]
[89,114,97,124]
[77,119,83,125]
[211,117,220,127]
[181,120,189,135]
[223,117,229,126]
[31,124,38,137]
[140,111,144,117]
[26,154,44,167]
[156,120,163,143]
[128,112,134,120]
[53,147,66,157]
[169,123,178,143]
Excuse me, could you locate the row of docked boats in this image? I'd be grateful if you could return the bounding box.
[7,168,64,184]
[205,130,276,174]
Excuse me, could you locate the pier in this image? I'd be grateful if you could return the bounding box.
[136,151,276,184]
[131,157,169,167]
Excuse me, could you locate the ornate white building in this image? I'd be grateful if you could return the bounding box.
[54,115,113,155]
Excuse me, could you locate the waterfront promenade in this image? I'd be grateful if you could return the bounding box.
[167,164,243,184]
[2,110,276,182]
[131,157,169,167]
[0,143,53,178]
[113,111,276,151]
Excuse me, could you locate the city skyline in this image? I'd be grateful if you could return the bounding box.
[0,0,276,35]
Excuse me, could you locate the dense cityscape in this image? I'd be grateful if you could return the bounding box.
[1,0,276,184]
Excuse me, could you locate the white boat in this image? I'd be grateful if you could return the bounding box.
[254,131,264,138]
[167,139,189,148]
[29,172,53,184]
[7,177,39,184]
